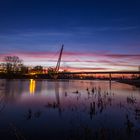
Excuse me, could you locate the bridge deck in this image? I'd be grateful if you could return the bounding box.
[60,71,140,74]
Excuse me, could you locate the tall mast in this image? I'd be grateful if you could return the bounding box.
[55,44,64,72]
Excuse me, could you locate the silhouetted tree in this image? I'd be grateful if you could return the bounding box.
[32,65,43,74]
[48,67,55,74]
[20,65,29,74]
[0,63,6,73]
[3,56,23,74]
[47,67,57,78]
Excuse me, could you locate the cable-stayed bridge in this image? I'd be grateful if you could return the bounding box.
[48,45,140,80]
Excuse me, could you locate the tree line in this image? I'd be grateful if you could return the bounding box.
[0,56,44,75]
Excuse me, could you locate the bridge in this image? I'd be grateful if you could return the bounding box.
[61,71,140,75]
[58,71,140,81]
[48,45,140,80]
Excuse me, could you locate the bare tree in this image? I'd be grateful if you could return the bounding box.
[3,56,23,74]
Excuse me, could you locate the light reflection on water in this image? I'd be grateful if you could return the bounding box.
[29,79,36,95]
[0,79,140,140]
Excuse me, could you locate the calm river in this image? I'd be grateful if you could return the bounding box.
[0,79,140,140]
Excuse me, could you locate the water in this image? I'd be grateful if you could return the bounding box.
[0,79,140,140]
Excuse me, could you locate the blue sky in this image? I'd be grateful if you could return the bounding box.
[0,0,140,71]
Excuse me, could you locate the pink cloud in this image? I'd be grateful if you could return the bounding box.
[1,51,140,59]
[60,66,110,72]
[0,51,139,71]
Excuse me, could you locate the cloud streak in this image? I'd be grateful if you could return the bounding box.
[1,51,140,61]
[0,51,139,71]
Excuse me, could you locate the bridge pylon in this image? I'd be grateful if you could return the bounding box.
[48,45,64,79]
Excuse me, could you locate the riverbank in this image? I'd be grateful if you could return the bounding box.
[117,79,140,87]
[0,73,140,87]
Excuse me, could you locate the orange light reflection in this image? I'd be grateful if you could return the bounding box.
[29,79,36,95]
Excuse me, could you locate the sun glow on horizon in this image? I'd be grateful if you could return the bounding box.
[0,51,140,72]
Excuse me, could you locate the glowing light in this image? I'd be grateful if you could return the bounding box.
[29,72,36,75]
[29,79,36,95]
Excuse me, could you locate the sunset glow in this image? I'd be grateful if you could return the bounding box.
[0,51,139,72]
[0,1,140,140]
[0,0,140,72]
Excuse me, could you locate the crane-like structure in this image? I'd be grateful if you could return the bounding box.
[48,45,64,79]
[55,44,64,73]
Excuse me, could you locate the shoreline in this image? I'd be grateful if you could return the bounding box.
[117,79,140,87]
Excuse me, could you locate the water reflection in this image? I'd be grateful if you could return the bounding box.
[0,80,6,113]
[29,79,36,95]
[0,79,140,140]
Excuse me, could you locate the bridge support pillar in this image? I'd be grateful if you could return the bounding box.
[109,73,112,90]
[109,73,112,81]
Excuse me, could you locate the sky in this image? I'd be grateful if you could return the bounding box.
[0,0,140,71]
